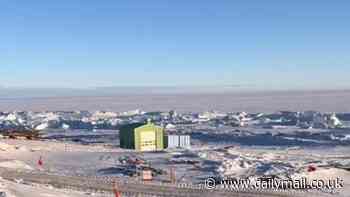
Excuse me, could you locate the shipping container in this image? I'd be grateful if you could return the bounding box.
[167,135,179,148]
[166,135,191,149]
[179,135,191,148]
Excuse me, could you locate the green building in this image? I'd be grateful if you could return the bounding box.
[119,121,164,152]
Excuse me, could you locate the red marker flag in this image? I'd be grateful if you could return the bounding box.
[113,182,122,197]
[38,156,43,167]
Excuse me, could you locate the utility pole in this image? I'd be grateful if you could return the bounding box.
[170,167,176,184]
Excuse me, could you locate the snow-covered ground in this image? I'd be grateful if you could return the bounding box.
[0,138,349,196]
[0,177,109,197]
[0,140,125,197]
[0,124,350,197]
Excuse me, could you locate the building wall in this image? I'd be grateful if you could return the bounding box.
[134,123,164,151]
[119,123,143,149]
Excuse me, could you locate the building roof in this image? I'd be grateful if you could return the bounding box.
[119,121,162,131]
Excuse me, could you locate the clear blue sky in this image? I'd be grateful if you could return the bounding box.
[1,0,350,90]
